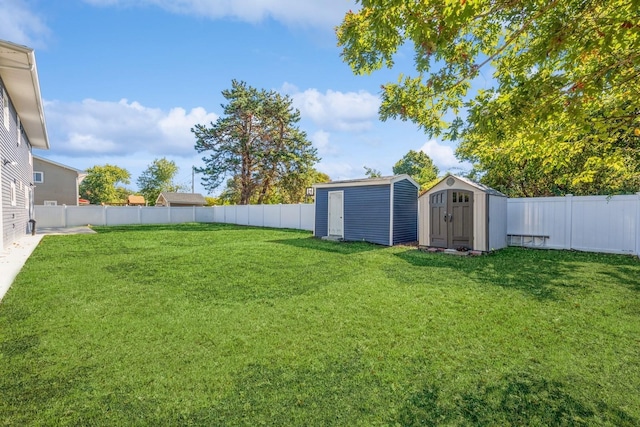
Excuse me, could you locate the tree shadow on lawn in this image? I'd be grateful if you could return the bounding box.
[392,247,639,301]
[270,237,387,255]
[394,370,638,426]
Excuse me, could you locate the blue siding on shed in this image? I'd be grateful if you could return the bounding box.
[314,189,329,237]
[392,180,418,244]
[314,177,419,246]
[343,185,390,245]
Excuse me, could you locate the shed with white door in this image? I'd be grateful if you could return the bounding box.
[418,175,508,252]
[313,175,419,246]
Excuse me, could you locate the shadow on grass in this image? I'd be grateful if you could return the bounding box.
[394,370,638,426]
[270,237,386,255]
[392,247,640,301]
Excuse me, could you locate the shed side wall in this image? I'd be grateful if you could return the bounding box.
[343,184,390,245]
[488,195,508,250]
[392,179,418,244]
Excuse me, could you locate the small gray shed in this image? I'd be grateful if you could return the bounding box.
[313,174,419,246]
[418,175,507,252]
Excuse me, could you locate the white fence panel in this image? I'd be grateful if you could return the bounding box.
[105,206,141,225]
[248,205,264,227]
[235,205,250,226]
[35,206,66,227]
[299,204,315,231]
[281,205,302,229]
[67,206,106,227]
[570,196,638,254]
[195,207,215,223]
[507,197,569,249]
[263,205,281,228]
[507,194,640,255]
[223,206,237,224]
[140,207,170,224]
[168,207,196,223]
[213,206,225,223]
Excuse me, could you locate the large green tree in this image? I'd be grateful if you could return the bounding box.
[136,158,185,206]
[80,164,131,205]
[218,168,330,204]
[392,150,439,189]
[193,80,319,204]
[337,0,640,196]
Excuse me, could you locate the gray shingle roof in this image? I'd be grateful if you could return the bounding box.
[157,192,206,205]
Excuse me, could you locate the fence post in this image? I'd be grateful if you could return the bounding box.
[138,206,142,224]
[564,194,573,250]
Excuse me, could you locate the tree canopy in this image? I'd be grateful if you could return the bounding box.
[193,80,319,204]
[80,164,131,205]
[136,158,184,206]
[363,166,382,178]
[392,150,439,189]
[337,0,640,196]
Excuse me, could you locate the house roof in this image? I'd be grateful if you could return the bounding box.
[157,192,206,205]
[312,174,420,189]
[33,155,85,176]
[0,40,49,150]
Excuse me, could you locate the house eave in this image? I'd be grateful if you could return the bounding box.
[0,39,49,150]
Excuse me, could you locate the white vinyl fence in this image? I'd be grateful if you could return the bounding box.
[507,194,640,256]
[35,194,640,256]
[34,204,315,231]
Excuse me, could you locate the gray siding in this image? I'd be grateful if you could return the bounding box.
[343,185,390,245]
[392,179,418,244]
[0,77,35,249]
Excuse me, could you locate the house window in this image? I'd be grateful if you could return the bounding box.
[34,171,44,183]
[2,88,8,130]
[44,200,57,206]
[17,116,21,146]
[10,182,16,206]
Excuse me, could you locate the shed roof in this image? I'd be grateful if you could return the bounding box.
[422,174,507,197]
[0,39,49,149]
[157,192,206,205]
[313,174,419,189]
[127,195,145,204]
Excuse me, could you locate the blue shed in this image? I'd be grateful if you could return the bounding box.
[312,174,419,246]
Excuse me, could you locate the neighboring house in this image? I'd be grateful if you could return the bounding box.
[32,155,86,206]
[155,192,206,207]
[127,195,146,206]
[312,174,419,246]
[0,40,49,251]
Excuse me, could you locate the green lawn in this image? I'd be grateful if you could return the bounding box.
[1,223,639,426]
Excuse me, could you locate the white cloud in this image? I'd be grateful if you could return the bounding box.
[311,130,339,156]
[316,161,358,181]
[82,0,357,28]
[44,98,218,157]
[0,0,51,47]
[420,139,471,172]
[292,88,380,132]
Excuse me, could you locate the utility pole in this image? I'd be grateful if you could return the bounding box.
[191,166,195,193]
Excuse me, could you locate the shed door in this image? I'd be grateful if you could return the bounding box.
[429,189,473,249]
[328,191,344,237]
[430,190,447,248]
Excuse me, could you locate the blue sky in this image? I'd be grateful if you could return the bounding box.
[1,0,472,195]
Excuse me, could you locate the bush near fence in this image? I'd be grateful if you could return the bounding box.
[35,194,640,256]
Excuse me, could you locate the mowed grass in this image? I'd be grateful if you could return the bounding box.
[1,223,639,426]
